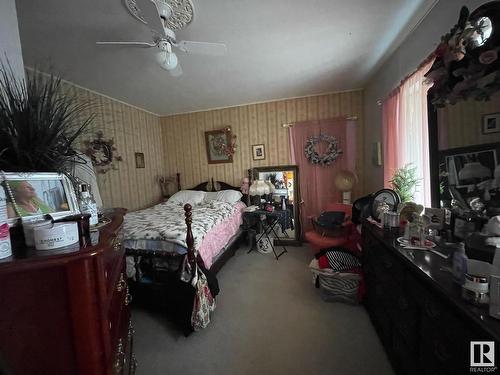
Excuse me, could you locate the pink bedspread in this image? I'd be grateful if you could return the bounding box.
[199,201,246,268]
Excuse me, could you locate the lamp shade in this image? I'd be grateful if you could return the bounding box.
[334,170,358,192]
[458,162,491,181]
[265,180,275,193]
[249,180,270,196]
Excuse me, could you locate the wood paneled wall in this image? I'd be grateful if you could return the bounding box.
[438,92,500,150]
[161,90,365,198]
[65,82,166,211]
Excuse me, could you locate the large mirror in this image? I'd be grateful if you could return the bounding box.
[252,165,301,245]
[430,92,500,213]
[428,1,500,212]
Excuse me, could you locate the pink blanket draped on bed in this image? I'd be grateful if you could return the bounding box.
[198,201,246,268]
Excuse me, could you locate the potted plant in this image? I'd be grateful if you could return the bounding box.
[0,62,95,173]
[389,163,422,203]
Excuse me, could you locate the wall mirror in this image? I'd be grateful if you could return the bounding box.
[251,165,301,245]
[429,91,500,213]
[428,1,500,213]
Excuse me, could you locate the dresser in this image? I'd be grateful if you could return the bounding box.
[0,209,135,375]
[362,223,500,375]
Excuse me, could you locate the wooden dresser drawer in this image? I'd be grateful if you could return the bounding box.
[110,307,133,375]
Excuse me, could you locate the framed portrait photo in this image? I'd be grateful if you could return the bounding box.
[482,113,500,134]
[252,144,265,160]
[205,129,233,164]
[135,152,145,168]
[1,172,80,226]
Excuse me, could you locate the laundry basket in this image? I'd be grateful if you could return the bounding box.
[309,259,361,304]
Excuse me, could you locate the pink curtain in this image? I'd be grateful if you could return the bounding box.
[382,89,401,188]
[382,60,433,206]
[289,118,357,235]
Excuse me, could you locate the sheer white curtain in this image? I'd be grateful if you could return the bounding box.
[383,60,433,206]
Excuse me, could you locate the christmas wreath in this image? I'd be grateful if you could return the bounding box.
[304,134,342,166]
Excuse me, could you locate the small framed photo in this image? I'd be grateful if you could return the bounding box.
[0,172,80,226]
[252,144,265,160]
[482,113,500,134]
[135,152,145,168]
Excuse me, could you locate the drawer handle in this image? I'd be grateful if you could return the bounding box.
[114,339,125,374]
[434,340,450,363]
[128,321,135,339]
[125,287,132,306]
[424,299,440,319]
[397,295,408,310]
[116,273,126,293]
[131,354,138,375]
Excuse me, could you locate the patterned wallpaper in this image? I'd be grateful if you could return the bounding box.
[161,90,366,199]
[438,92,500,150]
[65,82,166,211]
[65,82,364,209]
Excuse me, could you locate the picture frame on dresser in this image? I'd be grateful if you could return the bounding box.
[0,172,80,226]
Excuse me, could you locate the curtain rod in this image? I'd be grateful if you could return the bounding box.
[281,116,358,128]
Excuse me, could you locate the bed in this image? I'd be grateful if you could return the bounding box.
[123,176,247,334]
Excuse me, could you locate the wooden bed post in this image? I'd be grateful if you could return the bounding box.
[184,203,196,266]
[176,173,181,191]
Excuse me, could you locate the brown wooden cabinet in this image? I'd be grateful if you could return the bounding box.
[0,209,135,375]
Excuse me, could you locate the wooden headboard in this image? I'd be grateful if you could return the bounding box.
[177,174,244,197]
[189,178,240,192]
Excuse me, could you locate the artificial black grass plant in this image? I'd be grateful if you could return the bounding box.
[0,61,95,172]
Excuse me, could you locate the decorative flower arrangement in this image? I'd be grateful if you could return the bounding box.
[425,3,500,107]
[82,131,122,174]
[304,134,342,166]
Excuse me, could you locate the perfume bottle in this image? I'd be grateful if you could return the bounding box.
[79,184,98,226]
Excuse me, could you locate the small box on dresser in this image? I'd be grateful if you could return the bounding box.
[0,209,135,375]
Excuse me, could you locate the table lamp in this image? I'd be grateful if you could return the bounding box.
[334,170,358,204]
[249,180,271,207]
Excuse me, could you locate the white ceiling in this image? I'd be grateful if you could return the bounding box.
[15,0,436,115]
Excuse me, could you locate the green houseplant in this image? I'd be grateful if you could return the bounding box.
[0,63,95,173]
[389,163,422,203]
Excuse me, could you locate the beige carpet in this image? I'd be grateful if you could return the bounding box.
[132,245,394,375]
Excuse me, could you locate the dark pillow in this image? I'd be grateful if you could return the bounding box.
[316,211,346,229]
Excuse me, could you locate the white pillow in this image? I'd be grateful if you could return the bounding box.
[203,192,219,202]
[168,190,206,205]
[214,190,243,204]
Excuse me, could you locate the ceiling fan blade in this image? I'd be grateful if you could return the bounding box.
[135,0,166,37]
[175,41,227,56]
[169,63,183,77]
[96,41,157,47]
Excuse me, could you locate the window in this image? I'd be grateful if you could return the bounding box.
[382,59,433,206]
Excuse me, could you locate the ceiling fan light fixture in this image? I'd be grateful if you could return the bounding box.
[156,49,178,71]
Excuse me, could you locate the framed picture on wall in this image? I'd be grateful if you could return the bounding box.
[482,113,500,134]
[252,144,265,160]
[135,152,145,168]
[204,129,233,164]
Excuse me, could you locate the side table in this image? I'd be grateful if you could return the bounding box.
[242,209,287,260]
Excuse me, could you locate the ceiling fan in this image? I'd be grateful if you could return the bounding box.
[96,0,227,76]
